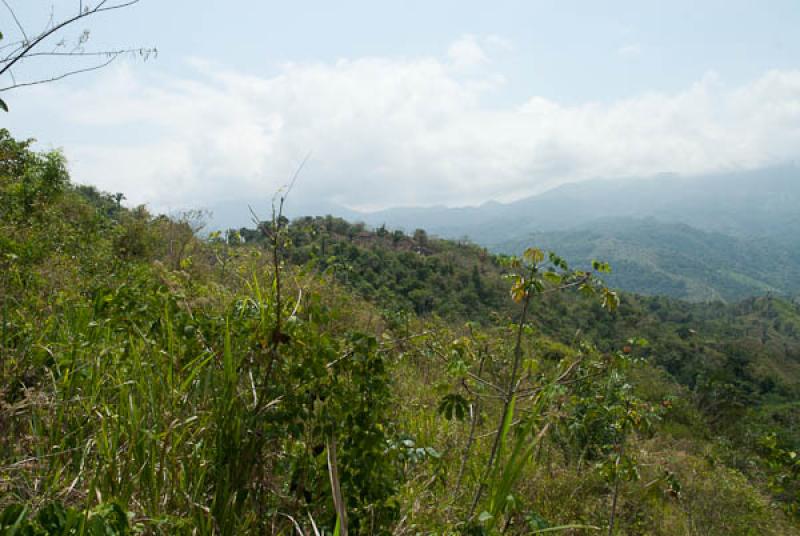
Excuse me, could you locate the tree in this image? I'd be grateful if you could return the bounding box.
[413,228,428,247]
[0,0,155,111]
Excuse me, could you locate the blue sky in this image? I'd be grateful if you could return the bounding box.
[12,1,798,102]
[3,1,800,213]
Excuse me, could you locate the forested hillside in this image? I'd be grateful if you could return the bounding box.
[4,129,800,535]
[493,218,800,302]
[239,216,800,444]
[345,167,800,302]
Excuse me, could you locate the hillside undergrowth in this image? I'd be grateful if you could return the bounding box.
[2,129,800,535]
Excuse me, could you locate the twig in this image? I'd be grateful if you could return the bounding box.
[470,283,532,516]
[2,0,28,43]
[0,0,148,94]
[0,53,117,91]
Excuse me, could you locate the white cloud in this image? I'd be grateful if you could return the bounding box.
[447,34,490,69]
[6,38,800,214]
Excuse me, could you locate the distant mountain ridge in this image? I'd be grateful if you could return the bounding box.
[354,165,800,301]
[357,165,800,242]
[207,165,800,301]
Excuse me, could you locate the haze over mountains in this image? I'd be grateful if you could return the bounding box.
[358,165,800,239]
[357,165,800,301]
[209,165,800,302]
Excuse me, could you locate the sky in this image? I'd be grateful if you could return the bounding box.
[2,0,800,215]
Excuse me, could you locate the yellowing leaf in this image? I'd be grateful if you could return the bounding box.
[602,288,620,312]
[510,277,527,303]
[523,248,545,265]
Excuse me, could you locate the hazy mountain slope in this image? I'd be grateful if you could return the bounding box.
[206,166,800,301]
[357,165,800,244]
[492,218,800,302]
[351,166,800,301]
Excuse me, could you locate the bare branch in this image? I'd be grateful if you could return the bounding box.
[2,0,29,43]
[95,1,142,14]
[0,0,144,82]
[0,40,23,54]
[284,152,311,201]
[0,37,30,61]
[270,152,312,216]
[0,47,154,65]
[0,53,118,92]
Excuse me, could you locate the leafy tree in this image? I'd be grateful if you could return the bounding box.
[413,228,428,247]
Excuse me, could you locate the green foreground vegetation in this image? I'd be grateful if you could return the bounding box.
[3,128,800,535]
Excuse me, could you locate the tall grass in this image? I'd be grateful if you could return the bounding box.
[2,266,274,532]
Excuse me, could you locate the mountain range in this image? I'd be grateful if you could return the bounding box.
[356,165,800,239]
[357,165,800,301]
[210,165,800,302]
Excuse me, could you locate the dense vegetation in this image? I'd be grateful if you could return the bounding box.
[493,218,800,302]
[343,167,800,302]
[3,128,800,535]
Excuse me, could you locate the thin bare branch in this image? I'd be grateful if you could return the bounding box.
[0,47,153,65]
[2,0,29,43]
[461,378,506,399]
[0,53,118,91]
[285,152,311,201]
[465,371,506,395]
[271,152,312,214]
[0,40,24,54]
[0,0,142,80]
[93,0,142,12]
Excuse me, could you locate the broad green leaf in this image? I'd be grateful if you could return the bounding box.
[591,259,612,273]
[526,511,550,530]
[543,271,562,284]
[425,446,442,459]
[438,393,469,421]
